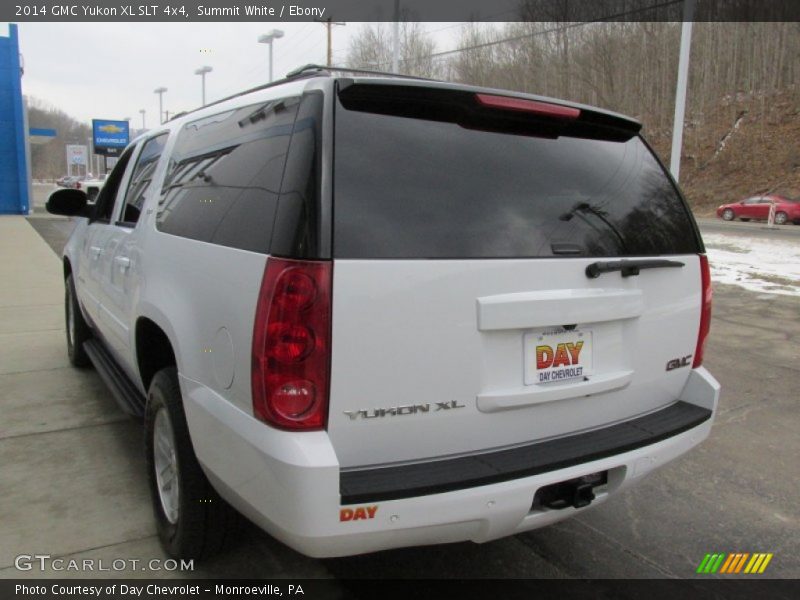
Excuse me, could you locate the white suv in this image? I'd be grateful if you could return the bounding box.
[46,66,719,560]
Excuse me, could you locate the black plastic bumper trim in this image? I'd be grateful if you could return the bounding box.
[340,401,711,504]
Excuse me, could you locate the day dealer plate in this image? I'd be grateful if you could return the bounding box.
[524,329,593,386]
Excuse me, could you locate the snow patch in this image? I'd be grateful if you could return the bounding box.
[703,233,800,297]
[712,111,746,160]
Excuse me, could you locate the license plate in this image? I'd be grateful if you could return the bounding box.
[524,329,593,385]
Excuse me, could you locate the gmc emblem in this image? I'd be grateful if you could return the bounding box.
[666,355,692,371]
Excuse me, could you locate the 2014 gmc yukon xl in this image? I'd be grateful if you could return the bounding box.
[47,66,719,560]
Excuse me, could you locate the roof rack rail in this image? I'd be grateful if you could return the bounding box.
[286,63,437,82]
[167,64,435,124]
[170,69,324,122]
[167,111,188,122]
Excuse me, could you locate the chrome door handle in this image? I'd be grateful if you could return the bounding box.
[90,246,103,257]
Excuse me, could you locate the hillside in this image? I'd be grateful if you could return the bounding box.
[26,97,92,180]
[648,87,800,216]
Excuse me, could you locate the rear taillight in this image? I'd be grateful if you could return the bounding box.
[475,93,581,120]
[252,258,332,430]
[693,254,712,368]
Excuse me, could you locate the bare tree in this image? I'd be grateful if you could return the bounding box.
[346,22,437,77]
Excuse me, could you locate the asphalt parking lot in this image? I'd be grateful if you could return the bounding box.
[1,185,798,580]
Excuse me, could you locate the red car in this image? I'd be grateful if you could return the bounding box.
[716,194,800,225]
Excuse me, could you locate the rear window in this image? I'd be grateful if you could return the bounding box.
[333,85,701,259]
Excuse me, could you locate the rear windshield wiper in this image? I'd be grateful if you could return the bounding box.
[586,259,685,279]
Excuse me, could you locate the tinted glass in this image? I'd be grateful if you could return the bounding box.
[156,97,299,253]
[334,90,701,259]
[270,91,326,259]
[120,133,168,224]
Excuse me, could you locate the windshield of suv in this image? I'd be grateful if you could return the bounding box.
[333,85,702,259]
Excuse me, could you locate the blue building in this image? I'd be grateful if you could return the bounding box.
[0,24,30,214]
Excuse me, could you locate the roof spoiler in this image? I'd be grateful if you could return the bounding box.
[337,82,642,142]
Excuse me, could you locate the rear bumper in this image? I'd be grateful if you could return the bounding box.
[182,367,719,558]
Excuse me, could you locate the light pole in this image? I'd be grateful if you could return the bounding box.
[139,109,146,131]
[257,29,284,82]
[154,87,168,124]
[669,0,695,182]
[391,0,400,73]
[194,66,212,106]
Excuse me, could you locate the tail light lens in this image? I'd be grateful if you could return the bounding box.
[693,254,712,368]
[252,258,332,430]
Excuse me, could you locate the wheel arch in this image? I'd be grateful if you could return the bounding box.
[135,315,179,394]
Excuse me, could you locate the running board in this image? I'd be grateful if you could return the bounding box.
[83,339,146,418]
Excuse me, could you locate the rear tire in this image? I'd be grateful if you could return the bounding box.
[145,367,240,560]
[721,209,735,221]
[65,274,91,367]
[774,211,788,225]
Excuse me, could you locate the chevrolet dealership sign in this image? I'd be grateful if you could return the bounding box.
[92,119,130,156]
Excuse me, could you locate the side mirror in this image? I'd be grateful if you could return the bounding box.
[46,188,91,218]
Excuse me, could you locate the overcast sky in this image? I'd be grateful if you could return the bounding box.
[2,21,462,130]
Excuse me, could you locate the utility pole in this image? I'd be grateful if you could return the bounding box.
[669,0,696,182]
[316,17,345,66]
[139,109,146,131]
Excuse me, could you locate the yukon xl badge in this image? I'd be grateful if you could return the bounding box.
[666,355,692,371]
[344,400,466,421]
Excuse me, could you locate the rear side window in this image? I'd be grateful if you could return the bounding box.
[334,85,702,259]
[156,97,299,253]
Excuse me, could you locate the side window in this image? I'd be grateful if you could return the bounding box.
[91,147,135,223]
[119,133,168,225]
[156,96,299,253]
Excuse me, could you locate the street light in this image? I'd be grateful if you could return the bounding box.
[257,29,284,83]
[154,87,168,124]
[194,66,212,106]
[139,109,146,130]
